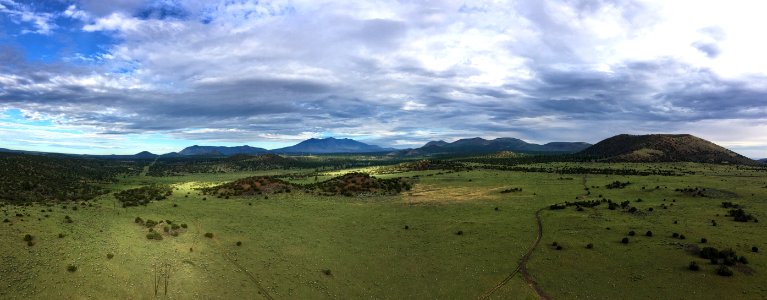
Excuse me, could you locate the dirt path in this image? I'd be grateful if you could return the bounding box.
[480,175,592,299]
[477,207,549,300]
[140,157,158,177]
[192,219,274,299]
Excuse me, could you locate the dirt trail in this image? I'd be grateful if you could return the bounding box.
[193,219,274,299]
[480,175,591,299]
[140,157,159,177]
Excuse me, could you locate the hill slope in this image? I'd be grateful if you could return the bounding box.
[580,134,755,164]
[400,137,590,156]
[178,145,268,156]
[273,137,392,153]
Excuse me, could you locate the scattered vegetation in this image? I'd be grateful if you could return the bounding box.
[114,185,173,207]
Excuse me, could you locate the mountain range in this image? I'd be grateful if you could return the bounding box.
[396,137,591,156]
[0,135,761,164]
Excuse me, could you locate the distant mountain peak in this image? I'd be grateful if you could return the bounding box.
[274,137,393,154]
[400,137,591,156]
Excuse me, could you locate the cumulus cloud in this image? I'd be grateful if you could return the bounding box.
[0,0,766,157]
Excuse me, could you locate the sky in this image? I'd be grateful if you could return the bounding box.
[1,0,766,157]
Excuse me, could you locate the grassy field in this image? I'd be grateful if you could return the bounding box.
[1,163,765,299]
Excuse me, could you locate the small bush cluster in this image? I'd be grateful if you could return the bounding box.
[114,184,173,207]
[606,181,631,189]
[727,208,758,222]
[146,231,163,240]
[204,232,214,238]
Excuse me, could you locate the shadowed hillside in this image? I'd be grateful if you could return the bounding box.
[580,134,755,165]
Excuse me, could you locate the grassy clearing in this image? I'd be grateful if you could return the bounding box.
[0,163,765,299]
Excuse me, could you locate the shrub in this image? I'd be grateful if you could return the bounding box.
[455,230,463,236]
[27,241,35,246]
[701,238,707,243]
[180,223,187,229]
[556,245,563,250]
[107,253,114,259]
[628,231,636,236]
[688,261,700,271]
[23,234,33,242]
[66,265,77,272]
[236,241,242,246]
[739,256,748,264]
[3,219,9,223]
[753,246,759,253]
[680,234,686,240]
[716,265,733,276]
[58,233,65,238]
[204,232,214,238]
[145,219,157,228]
[322,269,332,276]
[171,224,180,230]
[700,247,719,259]
[621,237,629,244]
[552,242,558,247]
[672,233,679,238]
[586,243,593,249]
[163,226,170,233]
[645,231,653,237]
[404,225,409,230]
[146,231,163,240]
[134,217,143,224]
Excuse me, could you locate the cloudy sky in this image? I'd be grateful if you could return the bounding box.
[1,0,766,157]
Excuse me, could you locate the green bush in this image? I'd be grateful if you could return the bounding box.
[645,231,653,237]
[688,261,700,271]
[628,231,635,236]
[753,246,759,253]
[204,232,214,238]
[107,253,114,259]
[67,265,77,272]
[23,234,33,242]
[716,265,733,276]
[146,231,163,240]
[701,238,707,243]
[586,243,593,249]
[236,241,242,246]
[145,219,157,228]
[134,217,143,224]
[621,237,629,244]
[180,223,187,229]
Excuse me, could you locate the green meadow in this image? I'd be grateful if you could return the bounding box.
[1,162,765,299]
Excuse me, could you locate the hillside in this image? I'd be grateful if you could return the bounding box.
[580,134,755,164]
[178,145,268,156]
[273,137,393,153]
[399,137,590,156]
[0,152,144,202]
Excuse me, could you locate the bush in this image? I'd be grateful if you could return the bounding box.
[23,234,33,242]
[204,232,214,238]
[680,234,686,240]
[739,256,748,264]
[688,261,700,271]
[556,245,563,250]
[701,238,707,243]
[171,224,180,230]
[621,237,629,244]
[628,231,636,236]
[145,219,157,228]
[672,233,679,238]
[645,231,653,237]
[404,225,409,230]
[700,247,720,259]
[58,233,65,238]
[180,223,188,229]
[586,243,593,249]
[146,231,163,240]
[236,241,242,246]
[27,241,35,246]
[3,218,9,223]
[753,246,759,253]
[716,265,733,276]
[455,230,463,236]
[107,253,114,259]
[552,242,558,247]
[163,226,170,233]
[67,264,77,272]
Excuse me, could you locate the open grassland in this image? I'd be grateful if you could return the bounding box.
[1,162,765,299]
